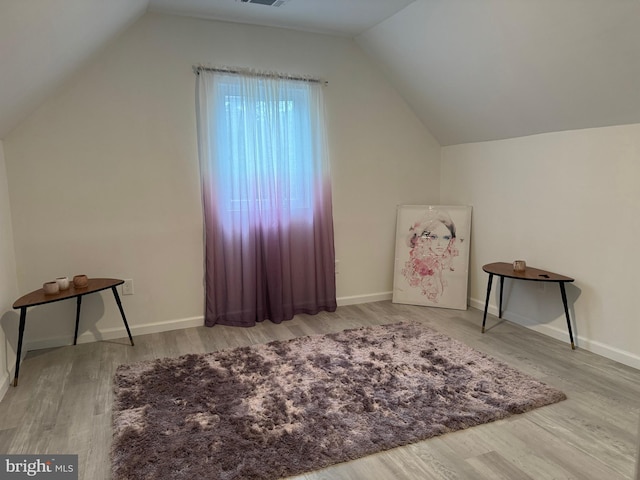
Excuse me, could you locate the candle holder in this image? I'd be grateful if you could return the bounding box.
[73,275,89,288]
[513,260,526,272]
[43,281,60,295]
[56,276,70,290]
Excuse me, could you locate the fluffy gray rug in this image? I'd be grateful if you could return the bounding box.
[112,322,566,480]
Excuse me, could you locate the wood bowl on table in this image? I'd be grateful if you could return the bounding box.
[73,275,89,288]
[43,281,59,295]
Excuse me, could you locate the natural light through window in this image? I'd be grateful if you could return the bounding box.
[214,78,314,219]
[196,67,336,325]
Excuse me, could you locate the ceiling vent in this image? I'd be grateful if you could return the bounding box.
[238,0,289,6]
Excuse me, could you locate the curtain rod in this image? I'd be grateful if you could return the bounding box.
[192,65,327,86]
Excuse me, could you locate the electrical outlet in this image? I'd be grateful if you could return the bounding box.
[335,260,340,275]
[123,279,134,295]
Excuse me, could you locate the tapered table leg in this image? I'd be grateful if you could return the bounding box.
[74,295,82,345]
[112,286,134,346]
[559,282,576,349]
[13,308,27,387]
[482,273,494,333]
[498,276,505,318]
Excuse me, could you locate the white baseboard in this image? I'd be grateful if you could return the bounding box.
[469,297,640,370]
[23,294,394,352]
[0,370,10,401]
[25,316,205,352]
[22,293,395,352]
[337,291,393,307]
[21,295,395,352]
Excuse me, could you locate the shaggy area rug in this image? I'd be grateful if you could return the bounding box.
[111,322,566,480]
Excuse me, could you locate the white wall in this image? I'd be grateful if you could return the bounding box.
[441,124,640,368]
[0,140,19,396]
[636,414,640,480]
[2,13,440,349]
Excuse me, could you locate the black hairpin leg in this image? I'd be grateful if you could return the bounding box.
[498,276,505,318]
[559,282,576,349]
[73,295,82,345]
[112,286,134,346]
[481,273,494,333]
[13,307,27,387]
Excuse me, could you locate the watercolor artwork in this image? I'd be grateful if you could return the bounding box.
[392,205,472,310]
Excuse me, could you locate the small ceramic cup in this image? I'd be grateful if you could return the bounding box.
[43,281,60,295]
[513,260,527,272]
[73,274,89,288]
[56,276,70,290]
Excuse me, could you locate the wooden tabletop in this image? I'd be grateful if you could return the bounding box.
[482,262,574,283]
[13,278,124,309]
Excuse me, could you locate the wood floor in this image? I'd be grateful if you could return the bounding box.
[0,301,638,479]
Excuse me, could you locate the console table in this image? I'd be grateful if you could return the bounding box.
[481,262,576,349]
[12,278,134,386]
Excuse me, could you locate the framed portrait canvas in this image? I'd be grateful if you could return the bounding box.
[392,205,472,310]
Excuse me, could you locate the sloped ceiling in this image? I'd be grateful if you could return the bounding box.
[0,0,148,139]
[357,0,640,145]
[1,0,640,146]
[0,0,413,140]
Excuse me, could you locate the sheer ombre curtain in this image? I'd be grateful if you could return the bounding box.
[196,69,336,327]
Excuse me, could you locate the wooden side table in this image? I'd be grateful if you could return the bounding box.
[481,262,576,349]
[12,278,134,386]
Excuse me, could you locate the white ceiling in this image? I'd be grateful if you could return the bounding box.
[358,0,640,145]
[1,0,640,145]
[148,0,417,36]
[0,0,414,139]
[0,0,148,139]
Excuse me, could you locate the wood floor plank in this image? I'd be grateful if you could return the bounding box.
[0,301,638,480]
[465,450,537,480]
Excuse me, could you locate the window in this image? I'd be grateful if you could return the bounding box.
[213,75,317,221]
[196,69,336,326]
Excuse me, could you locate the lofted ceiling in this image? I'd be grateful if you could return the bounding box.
[0,0,148,140]
[1,0,639,145]
[356,0,640,145]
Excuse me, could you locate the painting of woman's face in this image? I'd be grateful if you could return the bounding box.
[418,222,453,257]
[394,205,471,310]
